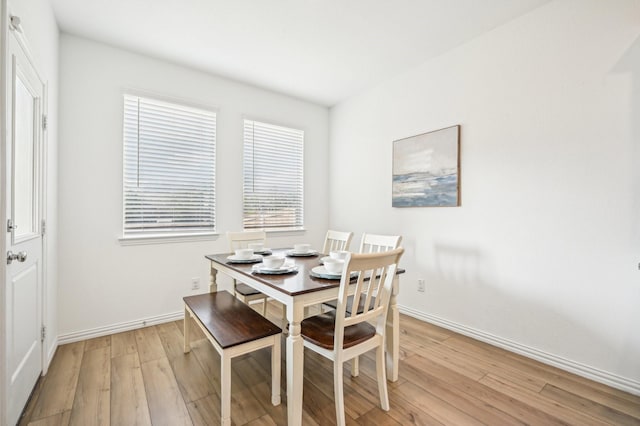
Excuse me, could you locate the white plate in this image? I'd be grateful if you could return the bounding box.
[309,266,357,280]
[286,249,318,257]
[227,254,263,263]
[252,264,298,275]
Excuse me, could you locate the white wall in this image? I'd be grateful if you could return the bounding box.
[330,0,640,391]
[58,35,329,337]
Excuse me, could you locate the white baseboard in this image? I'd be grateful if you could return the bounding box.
[57,311,183,345]
[398,305,640,397]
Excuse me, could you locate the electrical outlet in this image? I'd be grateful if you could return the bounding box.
[417,279,425,293]
[191,277,200,290]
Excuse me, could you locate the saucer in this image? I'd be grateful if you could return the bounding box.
[227,254,263,263]
[286,249,318,257]
[309,266,357,280]
[252,264,298,275]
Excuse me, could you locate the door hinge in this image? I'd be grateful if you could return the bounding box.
[41,326,46,342]
[42,115,48,131]
[41,219,46,236]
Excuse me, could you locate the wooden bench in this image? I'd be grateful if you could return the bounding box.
[183,290,282,426]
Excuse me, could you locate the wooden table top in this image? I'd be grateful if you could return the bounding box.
[205,248,404,297]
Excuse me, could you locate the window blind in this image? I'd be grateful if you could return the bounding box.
[123,94,216,236]
[243,120,304,230]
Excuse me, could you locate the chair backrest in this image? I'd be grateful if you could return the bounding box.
[227,231,267,251]
[359,233,402,254]
[322,230,354,253]
[334,248,404,350]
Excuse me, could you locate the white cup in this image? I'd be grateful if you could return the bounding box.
[248,242,264,252]
[323,258,344,274]
[293,243,311,253]
[329,250,349,261]
[234,248,254,259]
[263,255,285,269]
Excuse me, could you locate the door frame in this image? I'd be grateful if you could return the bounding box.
[0,2,49,423]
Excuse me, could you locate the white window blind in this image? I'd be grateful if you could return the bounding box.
[123,94,216,236]
[243,120,304,230]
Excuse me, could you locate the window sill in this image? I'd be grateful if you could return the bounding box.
[245,227,307,236]
[119,232,219,246]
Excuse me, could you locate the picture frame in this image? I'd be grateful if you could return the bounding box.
[392,125,460,207]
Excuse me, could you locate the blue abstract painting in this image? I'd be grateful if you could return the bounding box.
[392,125,460,207]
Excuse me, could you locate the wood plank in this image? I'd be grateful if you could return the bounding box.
[393,380,485,425]
[401,352,563,425]
[245,414,278,426]
[110,353,151,426]
[134,326,166,363]
[140,357,192,425]
[157,321,187,361]
[540,383,640,426]
[356,407,404,426]
[186,395,222,426]
[83,336,110,353]
[110,330,137,358]
[29,341,85,420]
[27,411,71,426]
[480,373,611,426]
[69,346,110,425]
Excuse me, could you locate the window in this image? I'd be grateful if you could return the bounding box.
[123,94,216,237]
[243,119,304,230]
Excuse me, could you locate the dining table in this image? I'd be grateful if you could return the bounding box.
[204,248,403,426]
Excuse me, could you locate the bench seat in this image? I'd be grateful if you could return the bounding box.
[183,291,282,426]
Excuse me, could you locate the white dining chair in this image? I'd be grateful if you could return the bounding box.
[300,248,404,426]
[227,231,269,316]
[322,233,402,376]
[322,230,354,254]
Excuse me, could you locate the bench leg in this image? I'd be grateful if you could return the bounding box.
[221,353,232,426]
[271,336,281,406]
[183,305,191,354]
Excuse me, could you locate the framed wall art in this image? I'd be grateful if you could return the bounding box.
[392,125,460,207]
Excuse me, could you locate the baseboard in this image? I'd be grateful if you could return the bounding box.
[398,305,640,396]
[57,311,183,345]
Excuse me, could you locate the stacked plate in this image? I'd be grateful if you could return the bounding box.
[252,264,298,275]
[285,249,318,257]
[309,266,357,280]
[226,254,263,264]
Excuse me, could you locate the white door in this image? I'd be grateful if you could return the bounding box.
[5,17,45,426]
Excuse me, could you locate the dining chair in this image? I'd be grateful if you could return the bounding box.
[300,248,404,426]
[322,229,354,254]
[322,232,402,376]
[227,231,269,316]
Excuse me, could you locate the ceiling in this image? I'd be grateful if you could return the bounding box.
[50,0,550,106]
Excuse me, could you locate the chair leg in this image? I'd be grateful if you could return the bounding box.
[261,297,268,316]
[351,356,359,377]
[281,304,288,333]
[271,336,281,406]
[183,306,191,354]
[221,354,232,426]
[334,361,346,426]
[376,344,389,411]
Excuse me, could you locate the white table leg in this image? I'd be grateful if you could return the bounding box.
[209,264,218,293]
[286,302,304,426]
[386,276,400,382]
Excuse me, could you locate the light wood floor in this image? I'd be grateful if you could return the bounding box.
[19,302,640,425]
